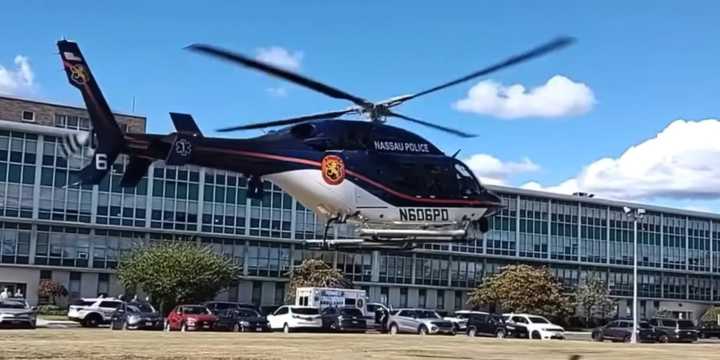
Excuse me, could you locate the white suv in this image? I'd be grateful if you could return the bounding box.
[68,297,123,327]
[266,305,321,333]
[503,313,565,340]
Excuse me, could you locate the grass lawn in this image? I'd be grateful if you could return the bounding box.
[0,328,718,360]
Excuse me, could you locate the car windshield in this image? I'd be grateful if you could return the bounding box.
[0,300,27,309]
[128,302,155,313]
[340,308,363,317]
[662,319,677,327]
[678,320,695,329]
[639,322,652,329]
[183,306,209,315]
[292,308,319,315]
[528,316,550,324]
[418,311,440,319]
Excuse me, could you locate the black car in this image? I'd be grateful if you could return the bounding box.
[203,301,260,315]
[648,318,698,343]
[698,321,720,339]
[465,313,520,339]
[592,320,658,343]
[109,301,164,330]
[212,308,270,332]
[320,307,367,332]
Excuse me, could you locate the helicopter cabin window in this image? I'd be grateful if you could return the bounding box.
[390,162,454,198]
[455,163,481,196]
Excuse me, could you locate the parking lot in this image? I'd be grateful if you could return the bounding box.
[1,328,719,360]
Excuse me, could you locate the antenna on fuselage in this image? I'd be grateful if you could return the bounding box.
[451,149,461,158]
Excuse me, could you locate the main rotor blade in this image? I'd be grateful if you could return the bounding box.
[187,44,371,107]
[216,109,354,132]
[399,36,575,104]
[388,111,476,138]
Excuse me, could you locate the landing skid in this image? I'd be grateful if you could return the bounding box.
[306,216,485,251]
[303,238,418,251]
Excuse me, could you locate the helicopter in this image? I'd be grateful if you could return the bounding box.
[56,37,573,250]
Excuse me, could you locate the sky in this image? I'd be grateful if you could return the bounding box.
[2,1,720,212]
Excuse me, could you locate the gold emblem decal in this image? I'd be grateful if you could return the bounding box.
[69,64,89,85]
[321,154,345,185]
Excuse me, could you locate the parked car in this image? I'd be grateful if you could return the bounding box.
[465,312,521,339]
[266,305,322,333]
[67,297,123,327]
[592,320,658,343]
[213,308,270,332]
[387,309,456,335]
[503,313,565,340]
[165,305,217,332]
[444,310,485,331]
[320,306,367,332]
[203,301,260,315]
[698,321,720,339]
[109,301,163,331]
[0,298,37,329]
[648,318,698,343]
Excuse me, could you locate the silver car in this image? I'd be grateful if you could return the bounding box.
[387,308,455,335]
[0,298,37,329]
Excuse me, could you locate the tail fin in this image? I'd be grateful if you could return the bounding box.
[57,40,126,184]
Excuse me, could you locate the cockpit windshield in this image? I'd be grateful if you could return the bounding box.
[454,162,482,196]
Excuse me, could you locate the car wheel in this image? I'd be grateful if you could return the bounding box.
[84,314,101,328]
[233,323,240,332]
[449,329,456,336]
[418,325,428,336]
[592,332,603,342]
[283,323,291,334]
[532,331,542,340]
[180,322,187,332]
[658,335,669,343]
[496,330,506,339]
[122,321,128,331]
[389,323,399,335]
[467,327,477,337]
[624,335,632,343]
[164,321,171,332]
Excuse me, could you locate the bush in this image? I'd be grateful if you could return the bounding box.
[37,304,68,316]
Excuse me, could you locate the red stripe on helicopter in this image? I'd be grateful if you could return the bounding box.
[200,146,497,207]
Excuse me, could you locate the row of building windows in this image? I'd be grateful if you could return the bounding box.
[5,131,720,272]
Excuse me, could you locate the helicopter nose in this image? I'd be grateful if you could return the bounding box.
[480,189,503,208]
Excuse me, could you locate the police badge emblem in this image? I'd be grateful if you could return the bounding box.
[321,154,345,185]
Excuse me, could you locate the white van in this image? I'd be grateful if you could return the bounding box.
[295,287,368,317]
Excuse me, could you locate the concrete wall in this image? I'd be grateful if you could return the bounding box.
[0,96,146,133]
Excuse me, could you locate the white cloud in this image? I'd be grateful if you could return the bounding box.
[0,55,34,95]
[265,87,288,97]
[454,75,595,119]
[464,153,540,185]
[523,119,720,201]
[255,46,303,71]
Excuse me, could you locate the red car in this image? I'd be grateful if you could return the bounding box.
[165,305,217,332]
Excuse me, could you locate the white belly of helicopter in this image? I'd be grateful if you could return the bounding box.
[264,169,486,227]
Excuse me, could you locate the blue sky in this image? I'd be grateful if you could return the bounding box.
[2,1,720,211]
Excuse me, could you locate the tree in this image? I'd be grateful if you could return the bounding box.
[575,278,614,327]
[467,264,571,318]
[285,259,352,303]
[37,279,68,305]
[118,242,241,314]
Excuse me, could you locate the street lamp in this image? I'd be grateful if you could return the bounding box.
[623,206,645,344]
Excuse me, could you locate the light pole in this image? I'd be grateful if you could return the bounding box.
[623,206,645,344]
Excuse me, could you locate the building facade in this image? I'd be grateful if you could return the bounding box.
[0,96,719,319]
